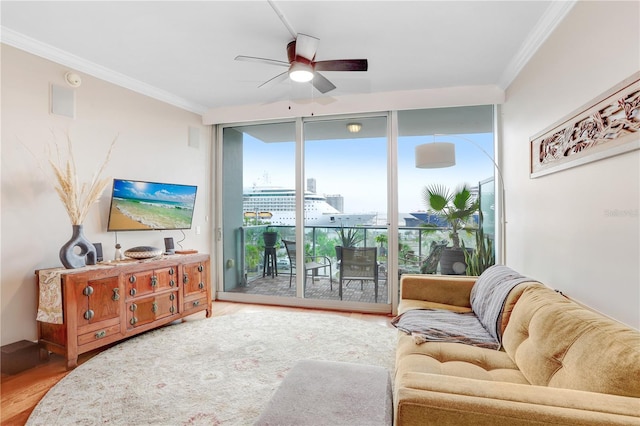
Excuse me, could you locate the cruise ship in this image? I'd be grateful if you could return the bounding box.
[243,186,376,227]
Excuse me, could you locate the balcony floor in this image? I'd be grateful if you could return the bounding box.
[228,271,389,304]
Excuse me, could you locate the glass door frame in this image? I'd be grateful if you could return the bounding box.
[213,105,501,316]
[214,112,395,315]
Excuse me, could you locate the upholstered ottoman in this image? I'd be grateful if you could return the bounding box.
[255,359,393,426]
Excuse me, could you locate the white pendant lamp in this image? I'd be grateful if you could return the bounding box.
[415,142,456,168]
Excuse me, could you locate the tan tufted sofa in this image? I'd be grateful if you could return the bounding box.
[394,273,640,425]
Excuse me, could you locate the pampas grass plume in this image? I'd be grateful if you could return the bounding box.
[48,134,117,225]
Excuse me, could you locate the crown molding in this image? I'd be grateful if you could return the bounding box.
[203,85,504,125]
[499,1,577,90]
[1,27,207,115]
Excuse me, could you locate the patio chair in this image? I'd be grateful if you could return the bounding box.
[339,246,379,302]
[282,240,333,289]
[400,240,448,275]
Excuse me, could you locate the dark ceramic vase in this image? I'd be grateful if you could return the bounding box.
[59,224,97,269]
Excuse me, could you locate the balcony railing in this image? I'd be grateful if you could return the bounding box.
[238,224,489,285]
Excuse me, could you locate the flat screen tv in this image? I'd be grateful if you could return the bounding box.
[107,179,197,231]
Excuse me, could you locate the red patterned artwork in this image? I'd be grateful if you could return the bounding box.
[530,72,640,177]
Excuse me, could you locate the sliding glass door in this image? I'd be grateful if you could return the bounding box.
[219,115,389,308]
[396,106,497,278]
[220,122,296,296]
[303,116,388,303]
[217,106,497,312]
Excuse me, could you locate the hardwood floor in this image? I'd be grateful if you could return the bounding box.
[0,301,392,426]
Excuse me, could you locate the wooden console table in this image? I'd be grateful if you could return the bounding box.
[36,253,212,369]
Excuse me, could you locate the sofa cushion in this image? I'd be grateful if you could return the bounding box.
[502,285,640,397]
[396,333,528,385]
[396,373,640,426]
[400,275,474,310]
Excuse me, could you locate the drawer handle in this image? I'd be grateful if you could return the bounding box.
[130,303,137,312]
[83,286,94,296]
[170,279,175,287]
[152,302,158,313]
[169,268,175,275]
[151,276,158,287]
[169,293,176,301]
[198,282,204,290]
[95,330,106,339]
[183,273,189,284]
[129,275,137,284]
[130,317,138,325]
[130,288,137,297]
[198,265,204,272]
[170,306,175,314]
[84,310,94,320]
[193,300,200,307]
[112,288,120,301]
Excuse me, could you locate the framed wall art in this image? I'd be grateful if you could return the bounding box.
[530,72,640,178]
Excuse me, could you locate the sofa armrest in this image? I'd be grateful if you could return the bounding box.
[395,373,640,426]
[400,274,475,308]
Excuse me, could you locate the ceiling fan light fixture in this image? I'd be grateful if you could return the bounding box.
[288,62,314,82]
[347,123,362,133]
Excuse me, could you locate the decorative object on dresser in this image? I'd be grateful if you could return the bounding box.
[164,237,175,254]
[92,242,103,262]
[123,245,163,259]
[47,134,117,269]
[59,224,97,269]
[36,253,211,369]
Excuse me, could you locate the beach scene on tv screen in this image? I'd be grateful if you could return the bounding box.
[109,180,196,230]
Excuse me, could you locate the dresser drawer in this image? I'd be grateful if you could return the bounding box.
[127,292,179,329]
[78,323,121,346]
[183,296,208,314]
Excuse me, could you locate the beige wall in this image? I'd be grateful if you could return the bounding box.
[1,45,212,345]
[2,1,638,347]
[502,1,639,328]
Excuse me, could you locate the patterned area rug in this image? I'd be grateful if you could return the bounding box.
[27,311,397,425]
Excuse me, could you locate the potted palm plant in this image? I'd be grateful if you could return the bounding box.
[422,184,479,274]
[335,226,363,261]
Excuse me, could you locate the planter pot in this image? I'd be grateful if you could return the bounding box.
[263,231,278,248]
[335,246,342,261]
[439,247,473,275]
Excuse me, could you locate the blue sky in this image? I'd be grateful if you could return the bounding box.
[243,132,494,214]
[113,179,197,204]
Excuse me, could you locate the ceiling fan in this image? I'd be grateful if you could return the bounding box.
[235,3,368,94]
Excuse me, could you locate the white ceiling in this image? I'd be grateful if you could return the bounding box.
[1,1,575,115]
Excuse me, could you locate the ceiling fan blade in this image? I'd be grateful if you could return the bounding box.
[295,33,319,61]
[311,72,336,94]
[314,59,368,72]
[235,55,289,68]
[258,71,289,89]
[267,0,297,39]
